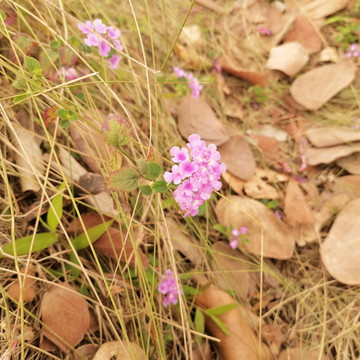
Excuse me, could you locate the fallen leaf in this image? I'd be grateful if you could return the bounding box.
[290,62,356,110]
[40,282,90,353]
[250,134,280,163]
[217,55,268,87]
[221,171,245,194]
[328,175,360,198]
[284,179,314,227]
[10,122,44,192]
[305,143,360,165]
[261,324,287,357]
[173,43,212,69]
[195,284,272,360]
[305,127,360,147]
[192,340,212,360]
[78,173,106,194]
[177,95,229,146]
[215,196,295,259]
[337,152,360,174]
[179,25,203,47]
[321,198,360,285]
[255,124,288,142]
[319,47,338,62]
[283,15,322,53]
[210,242,250,301]
[72,344,99,360]
[43,105,59,127]
[164,217,204,267]
[266,42,309,76]
[92,341,146,360]
[8,265,37,302]
[278,348,330,360]
[218,135,256,181]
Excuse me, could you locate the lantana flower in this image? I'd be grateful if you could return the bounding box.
[229,227,247,249]
[158,269,183,307]
[78,19,123,69]
[164,134,226,217]
[345,43,360,58]
[173,66,203,98]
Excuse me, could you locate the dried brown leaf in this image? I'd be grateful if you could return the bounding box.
[305,143,360,165]
[215,196,295,259]
[92,341,146,360]
[278,348,330,360]
[290,62,356,110]
[8,265,37,302]
[284,179,314,227]
[218,135,256,181]
[283,15,322,53]
[337,152,360,174]
[210,242,250,301]
[266,42,309,76]
[306,127,360,147]
[321,198,360,285]
[72,344,99,360]
[221,171,245,194]
[195,285,272,360]
[192,340,212,360]
[177,95,229,146]
[244,171,280,200]
[40,282,90,353]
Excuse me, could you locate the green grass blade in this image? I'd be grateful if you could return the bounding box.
[47,182,66,231]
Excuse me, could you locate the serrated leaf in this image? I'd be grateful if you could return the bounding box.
[146,162,163,180]
[139,185,153,196]
[104,119,131,147]
[71,220,113,251]
[47,182,65,231]
[137,159,148,177]
[12,75,27,90]
[205,303,238,317]
[194,307,205,335]
[0,233,58,257]
[107,168,139,191]
[24,56,41,73]
[151,180,168,193]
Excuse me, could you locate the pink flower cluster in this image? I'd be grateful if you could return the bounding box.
[345,43,360,58]
[78,19,123,69]
[158,269,183,307]
[173,66,203,98]
[164,134,226,217]
[229,227,247,249]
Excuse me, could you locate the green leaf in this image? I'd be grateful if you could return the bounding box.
[205,303,238,317]
[56,108,68,120]
[0,232,58,257]
[139,185,153,196]
[13,92,28,103]
[0,11,6,20]
[146,162,163,180]
[213,224,228,235]
[12,75,27,90]
[207,314,230,335]
[151,180,168,193]
[47,182,65,231]
[24,56,41,73]
[107,168,139,191]
[137,159,149,177]
[70,219,113,250]
[67,251,81,278]
[194,307,205,336]
[104,119,131,147]
[197,202,207,216]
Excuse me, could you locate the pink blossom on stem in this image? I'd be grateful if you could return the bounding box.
[93,19,107,34]
[173,67,203,98]
[164,134,226,217]
[229,226,247,249]
[59,66,79,80]
[345,43,360,58]
[109,54,121,69]
[78,20,94,34]
[158,269,182,307]
[98,40,111,57]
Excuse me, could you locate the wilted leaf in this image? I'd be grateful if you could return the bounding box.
[283,15,322,53]
[305,127,360,147]
[321,198,360,285]
[305,143,360,165]
[8,265,37,302]
[78,172,106,194]
[93,341,146,360]
[215,196,295,259]
[40,282,90,353]
[284,179,314,227]
[337,152,360,175]
[244,172,280,200]
[278,347,330,360]
[290,62,356,110]
[266,42,309,77]
[177,95,229,146]
[11,122,44,192]
[218,135,256,181]
[1,232,58,257]
[43,105,59,127]
[210,242,250,301]
[195,284,272,360]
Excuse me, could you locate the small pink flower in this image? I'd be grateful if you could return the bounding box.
[78,20,94,34]
[84,33,99,46]
[257,27,272,36]
[109,54,121,69]
[93,19,107,34]
[107,26,121,39]
[170,146,189,163]
[173,67,203,98]
[59,66,79,80]
[158,269,182,307]
[345,43,360,58]
[113,39,124,51]
[98,40,111,57]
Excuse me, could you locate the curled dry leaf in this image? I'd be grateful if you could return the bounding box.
[218,135,256,181]
[164,217,204,267]
[93,341,146,360]
[283,15,322,53]
[210,242,250,301]
[195,284,272,360]
[177,95,229,146]
[244,168,281,200]
[8,265,37,302]
[215,196,295,259]
[290,62,356,110]
[40,282,90,353]
[72,344,99,360]
[278,347,329,360]
[337,152,360,175]
[321,198,360,285]
[221,171,245,194]
[11,123,44,192]
[266,42,309,77]
[305,143,360,165]
[305,127,360,147]
[284,179,314,227]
